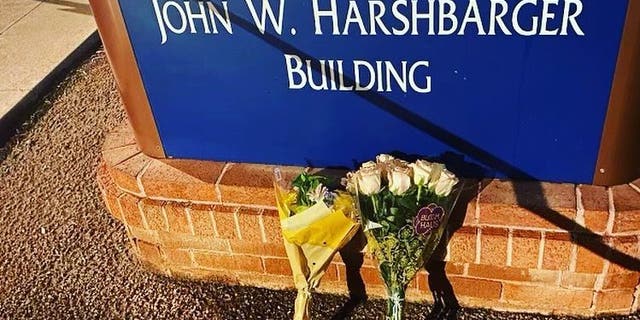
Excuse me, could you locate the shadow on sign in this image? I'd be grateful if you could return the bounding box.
[210,3,640,317]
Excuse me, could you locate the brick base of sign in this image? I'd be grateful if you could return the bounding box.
[97,122,640,317]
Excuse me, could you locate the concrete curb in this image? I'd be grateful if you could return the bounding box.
[0,31,101,148]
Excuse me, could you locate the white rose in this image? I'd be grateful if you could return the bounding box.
[427,163,445,189]
[360,161,377,170]
[410,160,433,186]
[356,168,381,196]
[390,158,409,167]
[387,167,412,195]
[433,168,459,197]
[376,154,395,164]
[341,172,357,194]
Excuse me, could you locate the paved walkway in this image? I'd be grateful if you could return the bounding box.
[0,0,95,121]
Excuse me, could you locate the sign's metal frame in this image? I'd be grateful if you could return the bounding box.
[89,0,639,186]
[593,0,640,185]
[90,0,164,158]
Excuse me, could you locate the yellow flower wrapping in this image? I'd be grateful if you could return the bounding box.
[274,182,360,320]
[278,192,358,249]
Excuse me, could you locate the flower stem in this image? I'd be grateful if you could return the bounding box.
[372,195,380,217]
[385,285,406,320]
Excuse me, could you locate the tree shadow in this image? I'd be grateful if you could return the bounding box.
[330,230,368,320]
[204,2,640,316]
[311,168,369,320]
[423,177,481,320]
[421,152,488,320]
[35,0,92,16]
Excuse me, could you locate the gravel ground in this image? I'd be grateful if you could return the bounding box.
[0,51,638,320]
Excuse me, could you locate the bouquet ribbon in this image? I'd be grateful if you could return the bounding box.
[389,292,405,320]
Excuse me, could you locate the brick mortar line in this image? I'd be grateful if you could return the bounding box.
[606,187,616,235]
[141,194,221,205]
[445,275,594,291]
[465,220,638,236]
[592,239,612,312]
[116,193,130,226]
[214,162,233,202]
[570,185,586,272]
[184,207,196,235]
[473,223,591,234]
[590,278,601,312]
[454,221,639,236]
[136,199,151,230]
[575,185,587,227]
[233,207,242,240]
[537,232,546,270]
[108,188,279,211]
[553,269,562,287]
[257,211,268,243]
[135,160,153,197]
[607,230,640,237]
[475,228,482,264]
[506,229,513,267]
[209,210,220,238]
[260,257,267,274]
[569,243,579,273]
[101,142,137,153]
[124,226,140,256]
[191,244,231,255]
[632,235,640,312]
[219,201,278,211]
[125,192,278,211]
[629,183,640,194]
[498,280,506,302]
[115,183,145,198]
[159,205,171,232]
[470,180,482,265]
[157,243,169,266]
[474,181,482,223]
[106,150,141,168]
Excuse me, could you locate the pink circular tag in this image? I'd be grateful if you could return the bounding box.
[414,203,445,236]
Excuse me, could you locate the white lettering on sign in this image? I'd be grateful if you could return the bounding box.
[284,54,431,93]
[245,0,286,35]
[309,0,584,36]
[150,0,586,94]
[153,0,233,44]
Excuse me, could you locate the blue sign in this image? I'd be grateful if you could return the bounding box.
[117,0,630,183]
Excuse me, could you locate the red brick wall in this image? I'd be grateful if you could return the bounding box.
[97,123,640,316]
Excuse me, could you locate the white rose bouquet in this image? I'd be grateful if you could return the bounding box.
[344,155,462,320]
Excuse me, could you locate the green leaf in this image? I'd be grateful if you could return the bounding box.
[290,172,329,208]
